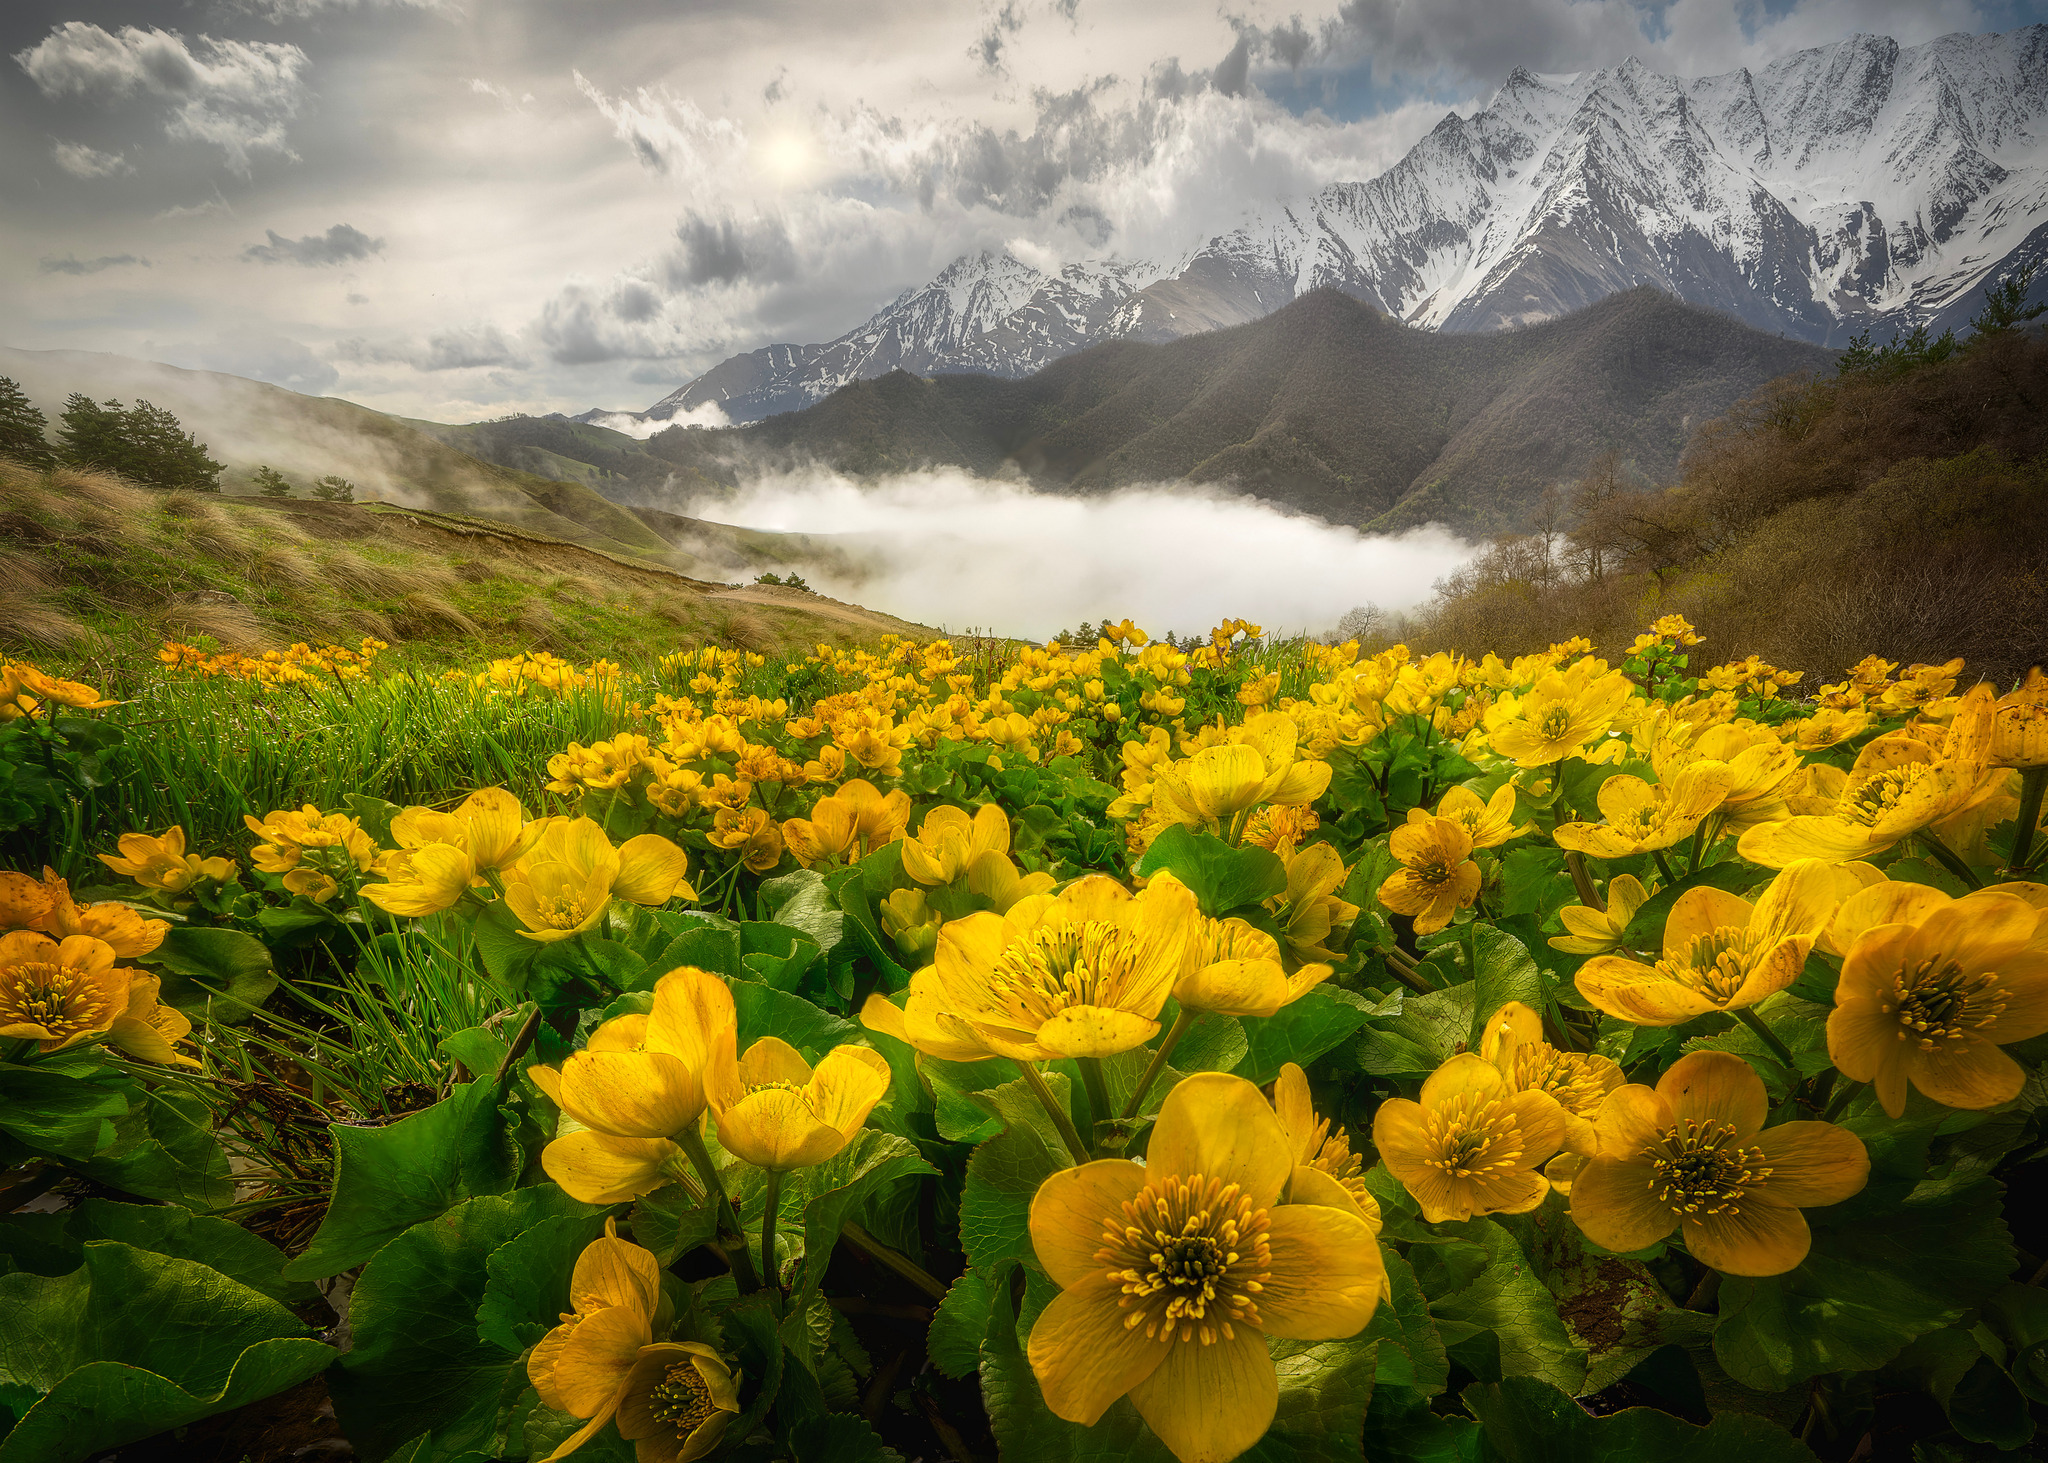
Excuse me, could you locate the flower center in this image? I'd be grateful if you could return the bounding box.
[1648,1119,1771,1215]
[1538,705,1573,741]
[1659,926,1767,1002]
[1843,764,1932,826]
[1098,1173,1272,1346]
[1886,957,2004,1050]
[540,893,588,927]
[990,920,1138,1021]
[1409,858,1454,889]
[0,961,109,1035]
[1421,1093,1524,1179]
[1511,1047,1612,1116]
[647,1361,715,1436]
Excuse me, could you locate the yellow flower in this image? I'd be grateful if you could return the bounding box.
[362,844,477,918]
[1737,683,2000,866]
[1575,860,1868,1026]
[900,802,1010,885]
[782,779,910,868]
[1669,724,1801,831]
[109,972,200,1067]
[1569,1051,1868,1276]
[1147,713,1331,833]
[706,1036,890,1172]
[707,807,785,875]
[1174,915,1331,1019]
[1551,764,1735,860]
[1992,668,2048,769]
[1482,661,1634,767]
[534,968,734,1204]
[1267,840,1357,965]
[1377,816,1479,936]
[97,826,235,896]
[0,932,132,1052]
[1429,784,1528,850]
[1782,707,1869,752]
[1476,1001,1623,1154]
[1825,884,2048,1117]
[961,850,1055,913]
[0,873,51,931]
[1372,1053,1567,1222]
[1026,1073,1382,1463]
[1270,1062,1378,1227]
[21,873,170,959]
[504,819,695,942]
[244,805,378,877]
[1548,874,1650,956]
[7,664,119,711]
[528,1221,741,1463]
[860,873,1198,1062]
[391,787,540,872]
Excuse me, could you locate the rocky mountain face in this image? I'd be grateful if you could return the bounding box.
[603,25,2047,427]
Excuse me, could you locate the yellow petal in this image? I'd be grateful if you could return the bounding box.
[540,1131,679,1205]
[1658,1051,1768,1140]
[1662,886,1755,961]
[1683,1202,1811,1277]
[1750,1122,1869,1209]
[807,1044,891,1141]
[1271,1063,1316,1163]
[1146,1071,1292,1209]
[1029,1159,1149,1287]
[570,1223,663,1318]
[1174,958,1290,1018]
[1125,1323,1278,1463]
[1025,1272,1171,1426]
[1570,1156,1675,1253]
[558,1049,704,1139]
[647,966,736,1072]
[1036,1004,1162,1058]
[1257,1203,1383,1340]
[552,1303,652,1416]
[613,834,691,906]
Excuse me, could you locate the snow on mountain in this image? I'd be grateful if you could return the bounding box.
[597,25,2048,427]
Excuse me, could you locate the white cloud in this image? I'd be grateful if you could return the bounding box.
[13,22,311,175]
[573,72,748,181]
[51,140,133,179]
[335,324,527,371]
[230,0,455,19]
[587,403,730,437]
[683,468,1473,639]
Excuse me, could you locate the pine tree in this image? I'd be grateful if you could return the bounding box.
[57,395,223,491]
[0,377,53,469]
[252,465,293,498]
[311,475,355,502]
[57,394,130,475]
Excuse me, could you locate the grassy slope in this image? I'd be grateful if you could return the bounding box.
[0,461,932,672]
[633,289,1834,535]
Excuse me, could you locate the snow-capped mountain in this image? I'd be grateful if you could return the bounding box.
[601,25,2048,427]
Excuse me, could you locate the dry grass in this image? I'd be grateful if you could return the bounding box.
[397,592,482,639]
[315,550,413,601]
[712,608,773,653]
[163,597,280,652]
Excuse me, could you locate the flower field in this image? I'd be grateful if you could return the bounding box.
[1,616,2045,1463]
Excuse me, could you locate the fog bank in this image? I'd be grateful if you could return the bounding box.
[690,468,1472,640]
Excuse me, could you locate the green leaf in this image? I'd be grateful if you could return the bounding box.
[75,1083,232,1209]
[1464,925,1547,1047]
[1361,1252,1450,1396]
[1424,1219,1585,1395]
[794,1130,936,1308]
[929,1269,998,1379]
[739,921,822,992]
[731,978,859,1062]
[0,1241,333,1463]
[329,1185,597,1463]
[1355,984,1474,1080]
[1499,847,1574,922]
[1462,1375,1817,1462]
[640,914,741,981]
[149,925,277,1020]
[1713,1171,2015,1392]
[959,1075,1072,1273]
[62,1198,310,1307]
[0,1058,127,1161]
[1683,993,1832,1087]
[476,1211,611,1354]
[1136,825,1287,916]
[627,1185,719,1266]
[788,1413,904,1462]
[471,898,538,998]
[1234,988,1374,1085]
[761,869,848,958]
[1361,1384,1484,1463]
[282,1075,521,1282]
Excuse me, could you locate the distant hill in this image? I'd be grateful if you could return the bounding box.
[627,289,1835,535]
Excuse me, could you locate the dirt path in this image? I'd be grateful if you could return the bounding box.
[705,584,931,637]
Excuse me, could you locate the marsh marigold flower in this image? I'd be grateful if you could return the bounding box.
[782,779,910,869]
[1574,860,1872,1026]
[1547,874,1650,956]
[1482,661,1633,767]
[1551,764,1735,860]
[1266,840,1357,965]
[528,1219,740,1463]
[1428,784,1529,850]
[1374,1053,1568,1222]
[1991,668,2048,769]
[859,873,1198,1062]
[1270,1062,1378,1227]
[0,932,193,1064]
[706,1035,889,1172]
[1026,1073,1382,1463]
[1477,1001,1623,1154]
[1569,1051,1868,1276]
[1173,915,1330,1019]
[1824,883,2048,1117]
[1738,683,1999,866]
[899,802,1008,885]
[533,967,734,1204]
[98,827,236,897]
[1377,816,1479,936]
[9,871,169,959]
[707,807,784,875]
[505,819,694,942]
[1146,713,1331,834]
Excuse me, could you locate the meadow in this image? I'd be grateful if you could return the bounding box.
[1,611,2045,1463]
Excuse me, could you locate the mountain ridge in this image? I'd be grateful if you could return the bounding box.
[598,24,2048,428]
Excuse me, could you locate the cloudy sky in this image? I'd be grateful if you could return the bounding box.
[4,0,2041,423]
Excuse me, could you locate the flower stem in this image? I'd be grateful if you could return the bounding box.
[1382,945,1437,995]
[760,1168,783,1297]
[1734,1006,1799,1076]
[1119,1011,1194,1123]
[492,1006,544,1095]
[1565,852,1604,911]
[1019,1060,1093,1167]
[1077,1056,1115,1146]
[1653,849,1679,887]
[2008,766,2047,876]
[1919,830,1985,890]
[677,1126,761,1294]
[838,1220,947,1302]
